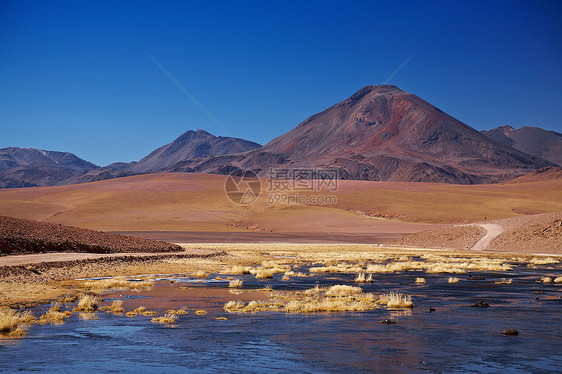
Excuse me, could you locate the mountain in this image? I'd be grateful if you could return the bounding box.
[0,147,97,173]
[508,166,562,183]
[0,147,98,188]
[171,85,553,183]
[130,129,261,173]
[58,129,262,185]
[482,125,562,166]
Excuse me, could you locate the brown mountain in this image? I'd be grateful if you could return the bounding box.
[171,85,552,183]
[130,129,261,173]
[58,129,262,185]
[0,148,98,188]
[482,125,562,166]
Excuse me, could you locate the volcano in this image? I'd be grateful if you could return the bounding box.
[174,85,552,183]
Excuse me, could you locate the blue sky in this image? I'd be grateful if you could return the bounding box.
[1,0,561,166]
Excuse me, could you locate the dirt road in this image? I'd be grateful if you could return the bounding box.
[470,224,504,250]
[0,248,217,267]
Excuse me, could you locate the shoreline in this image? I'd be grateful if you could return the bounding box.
[1,243,560,309]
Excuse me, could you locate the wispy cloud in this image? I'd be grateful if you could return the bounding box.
[147,52,233,137]
[383,52,417,84]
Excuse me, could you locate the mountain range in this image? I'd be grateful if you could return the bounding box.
[481,125,562,166]
[1,85,560,188]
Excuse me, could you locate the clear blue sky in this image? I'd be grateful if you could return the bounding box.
[1,0,561,166]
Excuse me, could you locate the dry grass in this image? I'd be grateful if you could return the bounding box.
[354,273,366,283]
[325,285,363,297]
[228,279,243,288]
[192,270,209,279]
[554,276,562,283]
[82,277,153,291]
[0,308,30,334]
[541,277,553,283]
[448,277,460,283]
[151,314,177,324]
[494,278,512,285]
[415,277,426,284]
[223,265,251,274]
[74,294,98,312]
[253,269,276,279]
[108,300,124,313]
[195,310,207,315]
[378,292,414,309]
[224,284,413,314]
[528,257,559,265]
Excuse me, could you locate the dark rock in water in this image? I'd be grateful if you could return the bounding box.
[502,329,519,336]
[429,307,436,313]
[379,319,396,324]
[472,301,490,308]
[468,276,486,280]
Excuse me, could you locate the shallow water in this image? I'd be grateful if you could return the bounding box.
[1,263,561,373]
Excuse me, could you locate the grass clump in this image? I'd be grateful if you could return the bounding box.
[229,279,243,288]
[192,270,209,279]
[554,276,562,283]
[74,294,98,312]
[0,308,34,336]
[415,277,426,284]
[83,277,153,291]
[448,277,460,283]
[378,292,414,309]
[494,278,512,285]
[151,314,177,324]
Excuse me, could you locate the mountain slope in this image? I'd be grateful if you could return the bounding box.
[482,125,562,166]
[130,129,261,173]
[0,147,98,188]
[174,85,553,183]
[0,147,97,173]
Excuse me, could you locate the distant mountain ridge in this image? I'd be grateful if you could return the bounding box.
[164,85,553,183]
[1,85,560,188]
[59,129,262,185]
[482,125,562,166]
[130,129,261,173]
[0,147,98,188]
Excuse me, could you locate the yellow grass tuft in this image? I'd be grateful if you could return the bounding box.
[223,265,251,274]
[448,277,460,283]
[176,309,188,315]
[125,312,137,318]
[0,308,28,334]
[108,300,124,313]
[494,278,512,285]
[354,273,366,283]
[415,277,426,284]
[325,285,363,297]
[192,270,209,279]
[195,310,207,315]
[151,314,177,324]
[228,279,243,288]
[529,257,559,265]
[541,277,553,283]
[83,277,153,291]
[554,276,562,283]
[378,292,414,309]
[74,294,98,312]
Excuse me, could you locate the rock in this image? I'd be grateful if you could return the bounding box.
[502,329,519,336]
[379,319,396,324]
[472,301,490,308]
